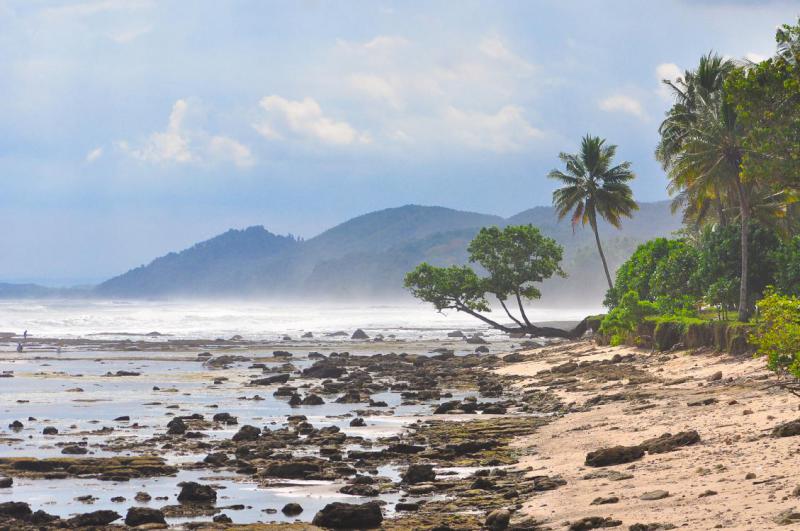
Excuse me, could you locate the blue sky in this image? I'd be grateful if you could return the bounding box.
[1,0,797,284]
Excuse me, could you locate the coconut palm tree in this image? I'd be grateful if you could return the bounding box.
[548,135,638,291]
[656,52,754,321]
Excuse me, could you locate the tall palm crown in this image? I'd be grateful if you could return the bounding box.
[548,135,638,290]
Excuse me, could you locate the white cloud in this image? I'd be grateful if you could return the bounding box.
[255,95,369,145]
[478,36,535,74]
[443,105,543,153]
[656,62,683,101]
[208,136,254,168]
[85,146,103,163]
[119,99,252,168]
[599,94,646,120]
[349,74,402,109]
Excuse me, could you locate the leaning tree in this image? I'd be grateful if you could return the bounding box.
[404,224,577,338]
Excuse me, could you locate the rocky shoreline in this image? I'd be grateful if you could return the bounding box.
[1,333,795,529]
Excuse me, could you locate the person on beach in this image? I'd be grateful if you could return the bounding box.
[23,330,27,340]
[16,343,22,352]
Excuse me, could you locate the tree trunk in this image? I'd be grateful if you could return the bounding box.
[591,217,614,291]
[499,299,524,328]
[515,292,534,328]
[456,304,514,333]
[735,177,750,322]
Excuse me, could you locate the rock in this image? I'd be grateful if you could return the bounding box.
[792,485,800,497]
[125,507,166,527]
[568,516,623,530]
[639,430,700,454]
[395,501,423,512]
[263,460,322,479]
[251,374,291,386]
[629,524,676,531]
[61,445,88,455]
[687,397,718,406]
[774,508,800,525]
[0,501,32,519]
[485,508,511,530]
[302,332,313,338]
[8,420,23,430]
[708,371,723,382]
[66,510,121,527]
[232,425,261,441]
[590,496,619,505]
[42,426,58,435]
[177,481,217,504]
[213,514,233,523]
[475,345,490,353]
[166,417,187,435]
[350,417,366,427]
[401,464,435,484]
[698,489,717,497]
[447,330,465,338]
[745,472,757,480]
[482,403,507,415]
[282,503,303,516]
[302,394,325,406]
[134,491,152,502]
[640,490,669,501]
[585,445,644,467]
[772,419,800,437]
[114,415,130,421]
[466,334,488,344]
[303,361,346,379]
[339,484,379,496]
[212,412,238,425]
[0,477,12,488]
[351,329,369,340]
[312,501,383,529]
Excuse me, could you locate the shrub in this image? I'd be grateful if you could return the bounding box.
[751,290,800,381]
[599,291,658,345]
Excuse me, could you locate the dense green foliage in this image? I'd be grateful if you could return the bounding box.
[598,291,658,345]
[774,236,800,297]
[405,225,565,332]
[548,134,637,290]
[751,290,800,381]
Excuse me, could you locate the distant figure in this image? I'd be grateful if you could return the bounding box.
[16,343,22,353]
[23,330,27,340]
[56,346,62,354]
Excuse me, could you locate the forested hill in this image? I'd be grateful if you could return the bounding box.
[92,201,681,305]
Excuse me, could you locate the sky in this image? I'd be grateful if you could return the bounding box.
[1,0,798,285]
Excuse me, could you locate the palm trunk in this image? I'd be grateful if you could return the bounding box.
[735,177,750,322]
[591,217,613,291]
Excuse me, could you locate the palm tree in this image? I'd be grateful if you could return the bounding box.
[548,135,638,291]
[656,52,754,321]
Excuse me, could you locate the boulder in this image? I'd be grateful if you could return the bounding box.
[303,362,346,379]
[772,419,800,437]
[466,334,488,344]
[66,510,121,527]
[177,481,217,504]
[166,417,187,435]
[639,430,700,454]
[232,425,261,442]
[125,507,166,527]
[0,477,12,488]
[42,426,58,435]
[351,329,370,340]
[485,508,511,531]
[569,516,623,530]
[640,490,670,500]
[212,412,238,425]
[312,501,383,529]
[250,374,291,386]
[401,464,435,484]
[585,445,644,467]
[0,501,32,519]
[282,503,303,516]
[301,394,325,406]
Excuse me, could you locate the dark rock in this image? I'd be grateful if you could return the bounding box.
[42,426,58,435]
[640,490,669,500]
[213,514,233,523]
[351,329,369,340]
[301,394,325,406]
[772,419,800,437]
[466,334,488,344]
[591,496,619,505]
[212,412,238,425]
[303,361,346,379]
[312,501,383,529]
[395,501,423,512]
[134,491,152,502]
[585,445,644,467]
[66,510,121,527]
[114,416,130,421]
[61,445,88,455]
[263,460,321,479]
[401,464,435,484]
[639,430,700,454]
[350,417,366,427]
[0,501,32,519]
[125,507,166,527]
[687,397,718,407]
[569,516,623,530]
[475,345,490,353]
[232,425,261,441]
[282,503,303,516]
[447,330,465,338]
[628,524,676,531]
[251,374,291,386]
[166,417,187,435]
[0,477,12,488]
[8,420,23,430]
[178,481,217,504]
[485,508,511,531]
[339,483,379,496]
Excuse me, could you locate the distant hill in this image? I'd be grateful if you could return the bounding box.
[2,201,682,305]
[92,201,682,305]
